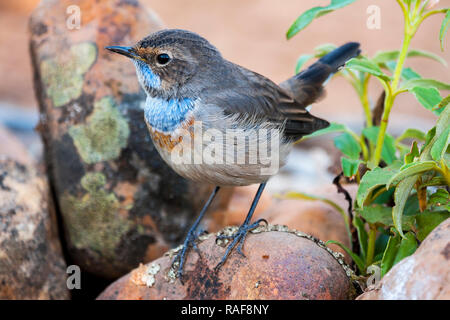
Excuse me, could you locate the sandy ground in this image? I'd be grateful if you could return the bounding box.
[0,0,448,128]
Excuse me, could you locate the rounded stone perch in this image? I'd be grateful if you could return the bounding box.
[98,225,356,300]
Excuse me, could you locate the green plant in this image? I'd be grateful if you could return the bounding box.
[284,0,450,278]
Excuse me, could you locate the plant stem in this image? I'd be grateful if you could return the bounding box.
[366,226,377,266]
[371,14,414,167]
[361,75,372,128]
[349,130,369,161]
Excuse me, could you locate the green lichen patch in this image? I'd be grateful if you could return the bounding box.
[60,172,131,260]
[40,42,97,107]
[69,96,130,164]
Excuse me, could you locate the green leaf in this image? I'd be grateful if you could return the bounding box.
[420,176,448,187]
[428,189,450,211]
[435,103,450,137]
[431,126,450,161]
[387,161,438,189]
[372,50,400,64]
[373,49,447,66]
[435,95,450,113]
[363,127,397,164]
[381,231,401,276]
[440,9,450,51]
[401,68,422,81]
[334,132,361,159]
[422,104,450,158]
[392,176,418,238]
[374,231,390,259]
[353,215,368,260]
[422,126,437,154]
[341,157,361,177]
[385,61,421,81]
[358,204,392,226]
[393,232,417,265]
[302,122,347,139]
[404,141,419,164]
[357,204,415,230]
[403,194,421,216]
[396,128,427,143]
[286,0,356,39]
[356,162,402,208]
[326,240,366,273]
[346,57,391,81]
[372,188,395,205]
[400,79,450,91]
[410,87,443,115]
[407,49,448,66]
[381,231,417,276]
[416,210,450,241]
[295,54,314,73]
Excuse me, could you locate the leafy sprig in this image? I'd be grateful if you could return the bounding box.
[285,0,450,277]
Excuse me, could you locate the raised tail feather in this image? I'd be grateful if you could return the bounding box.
[280,42,360,106]
[319,42,361,71]
[278,42,360,140]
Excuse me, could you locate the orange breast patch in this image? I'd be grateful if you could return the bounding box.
[145,117,195,151]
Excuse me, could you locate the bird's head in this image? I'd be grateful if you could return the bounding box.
[106,29,221,98]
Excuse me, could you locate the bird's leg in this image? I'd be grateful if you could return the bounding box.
[172,186,220,283]
[214,182,268,271]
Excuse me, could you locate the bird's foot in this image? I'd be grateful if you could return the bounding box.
[214,218,268,271]
[171,228,206,284]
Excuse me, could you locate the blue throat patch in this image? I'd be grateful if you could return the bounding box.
[133,60,161,89]
[144,96,197,133]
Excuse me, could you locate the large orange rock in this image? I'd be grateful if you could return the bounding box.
[29,0,227,279]
[357,218,450,300]
[0,158,69,299]
[97,225,355,300]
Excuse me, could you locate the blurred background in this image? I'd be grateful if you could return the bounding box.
[0,0,449,191]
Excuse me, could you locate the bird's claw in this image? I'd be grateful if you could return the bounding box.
[214,218,268,272]
[171,229,202,284]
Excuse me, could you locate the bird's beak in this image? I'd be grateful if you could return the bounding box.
[105,46,139,60]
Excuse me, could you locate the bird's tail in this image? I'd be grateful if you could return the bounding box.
[280,42,360,106]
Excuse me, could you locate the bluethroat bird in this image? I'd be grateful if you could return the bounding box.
[106,29,360,282]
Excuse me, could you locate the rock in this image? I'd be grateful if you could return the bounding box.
[357,217,450,300]
[29,0,228,279]
[261,184,357,263]
[97,225,355,300]
[0,126,34,166]
[0,158,69,300]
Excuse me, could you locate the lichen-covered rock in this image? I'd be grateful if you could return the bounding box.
[97,225,355,300]
[29,0,227,278]
[0,158,69,300]
[357,218,450,300]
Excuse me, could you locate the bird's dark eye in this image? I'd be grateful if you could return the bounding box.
[156,53,171,65]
